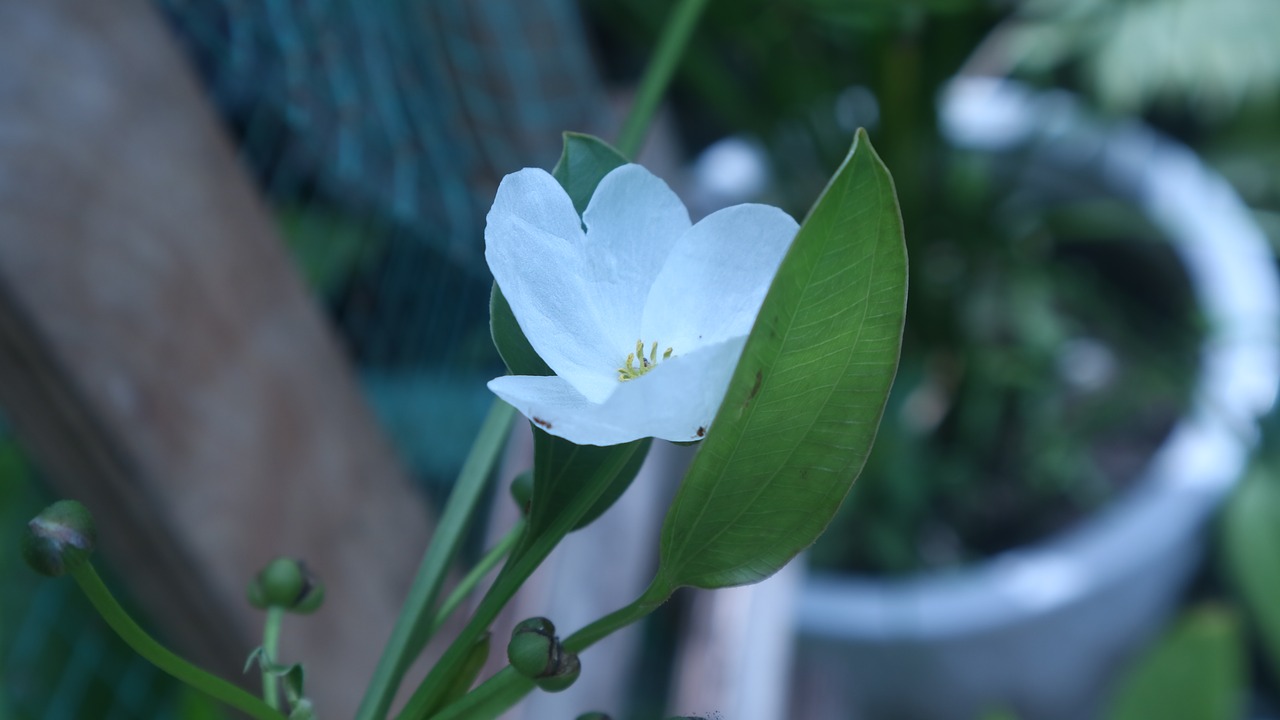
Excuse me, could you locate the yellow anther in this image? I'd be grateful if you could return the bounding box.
[617,339,676,382]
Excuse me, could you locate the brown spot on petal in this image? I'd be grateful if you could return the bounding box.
[696,426,706,438]
[533,417,553,429]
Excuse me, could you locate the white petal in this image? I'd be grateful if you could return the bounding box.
[488,336,747,446]
[642,204,797,353]
[485,168,618,403]
[581,165,692,352]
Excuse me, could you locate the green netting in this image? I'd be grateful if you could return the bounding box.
[156,0,606,488]
[5,2,607,717]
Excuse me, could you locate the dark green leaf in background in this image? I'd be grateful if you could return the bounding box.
[1222,460,1280,690]
[490,284,553,378]
[657,128,907,589]
[1105,606,1242,720]
[552,131,630,216]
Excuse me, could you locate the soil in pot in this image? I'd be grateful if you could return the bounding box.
[809,149,1205,576]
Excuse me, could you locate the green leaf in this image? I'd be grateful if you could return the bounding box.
[281,664,305,705]
[439,632,492,708]
[527,431,652,537]
[1105,606,1242,720]
[552,132,629,216]
[1221,461,1280,688]
[490,284,552,377]
[656,128,907,589]
[576,435,652,530]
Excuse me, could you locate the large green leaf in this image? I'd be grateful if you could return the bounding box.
[1221,460,1280,688]
[1105,607,1242,720]
[489,132,646,535]
[656,128,907,589]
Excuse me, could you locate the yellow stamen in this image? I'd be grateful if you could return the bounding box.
[617,338,676,381]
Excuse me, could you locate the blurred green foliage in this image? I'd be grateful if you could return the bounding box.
[1104,606,1244,720]
[1222,413,1280,701]
[1001,0,1280,259]
[1007,0,1280,118]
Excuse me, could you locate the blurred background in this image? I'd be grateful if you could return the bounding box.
[2,0,1280,718]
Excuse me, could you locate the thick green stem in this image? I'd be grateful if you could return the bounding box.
[428,668,534,720]
[562,580,670,654]
[430,520,525,635]
[354,400,516,720]
[69,563,286,720]
[614,0,714,158]
[395,442,644,720]
[261,606,285,709]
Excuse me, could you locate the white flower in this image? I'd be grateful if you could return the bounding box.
[485,164,798,446]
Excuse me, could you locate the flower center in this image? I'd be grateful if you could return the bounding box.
[618,339,674,382]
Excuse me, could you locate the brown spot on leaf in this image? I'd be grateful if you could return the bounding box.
[748,370,763,400]
[533,417,552,429]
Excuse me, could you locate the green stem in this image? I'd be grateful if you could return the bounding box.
[614,0,714,158]
[562,579,670,654]
[428,668,534,720]
[261,606,285,710]
[395,442,645,720]
[354,399,516,720]
[68,563,286,720]
[430,520,526,635]
[429,583,672,720]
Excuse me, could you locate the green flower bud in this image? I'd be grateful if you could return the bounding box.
[247,558,325,613]
[23,500,96,577]
[509,471,533,515]
[507,616,558,678]
[535,649,580,693]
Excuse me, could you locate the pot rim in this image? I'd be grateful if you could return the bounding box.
[799,77,1280,641]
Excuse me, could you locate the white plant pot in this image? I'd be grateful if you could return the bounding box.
[791,78,1280,720]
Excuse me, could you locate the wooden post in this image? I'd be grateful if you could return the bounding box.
[0,1,432,716]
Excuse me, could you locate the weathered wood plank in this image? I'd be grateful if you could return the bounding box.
[0,1,432,716]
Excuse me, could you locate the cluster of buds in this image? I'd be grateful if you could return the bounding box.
[506,617,580,692]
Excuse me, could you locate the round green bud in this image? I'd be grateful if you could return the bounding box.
[509,471,533,515]
[535,649,580,693]
[513,616,556,637]
[507,616,558,678]
[247,557,324,613]
[23,500,96,577]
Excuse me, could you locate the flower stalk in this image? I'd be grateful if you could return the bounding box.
[615,0,714,158]
[261,605,285,710]
[353,400,516,720]
[69,562,286,720]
